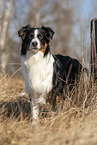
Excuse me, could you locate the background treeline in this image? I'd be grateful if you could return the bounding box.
[0,0,97,74]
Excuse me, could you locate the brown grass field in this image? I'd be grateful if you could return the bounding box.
[0,73,97,145]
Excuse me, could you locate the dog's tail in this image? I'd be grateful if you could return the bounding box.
[90,18,97,81]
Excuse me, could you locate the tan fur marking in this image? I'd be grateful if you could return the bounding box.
[40,42,47,54]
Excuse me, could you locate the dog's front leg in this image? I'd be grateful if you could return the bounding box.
[29,94,39,120]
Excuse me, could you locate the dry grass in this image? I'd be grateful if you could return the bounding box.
[0,73,97,145]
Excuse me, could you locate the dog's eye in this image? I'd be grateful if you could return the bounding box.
[38,34,43,39]
[29,33,33,39]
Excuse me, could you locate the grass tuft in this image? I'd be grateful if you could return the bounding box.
[0,73,97,145]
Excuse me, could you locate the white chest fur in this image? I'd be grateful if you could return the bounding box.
[21,51,54,96]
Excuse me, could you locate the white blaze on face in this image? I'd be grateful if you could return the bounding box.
[34,29,38,37]
[29,29,41,50]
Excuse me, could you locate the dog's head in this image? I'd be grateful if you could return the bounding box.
[18,25,54,55]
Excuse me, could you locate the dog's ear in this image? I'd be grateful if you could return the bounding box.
[18,25,30,41]
[42,26,54,40]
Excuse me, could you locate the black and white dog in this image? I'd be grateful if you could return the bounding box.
[18,25,82,120]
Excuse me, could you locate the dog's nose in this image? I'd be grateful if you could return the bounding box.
[32,41,38,47]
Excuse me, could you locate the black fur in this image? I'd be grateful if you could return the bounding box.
[51,55,82,110]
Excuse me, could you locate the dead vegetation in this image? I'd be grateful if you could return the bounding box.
[0,73,97,145]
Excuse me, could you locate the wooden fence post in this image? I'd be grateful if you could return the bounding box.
[90,18,97,81]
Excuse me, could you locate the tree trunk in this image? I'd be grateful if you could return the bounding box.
[35,0,40,26]
[0,0,3,35]
[91,18,97,81]
[0,0,13,72]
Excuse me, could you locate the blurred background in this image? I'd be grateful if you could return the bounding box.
[0,0,97,75]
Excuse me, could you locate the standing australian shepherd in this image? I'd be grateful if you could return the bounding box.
[18,25,82,120]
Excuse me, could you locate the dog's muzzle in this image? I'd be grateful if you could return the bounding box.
[29,38,41,50]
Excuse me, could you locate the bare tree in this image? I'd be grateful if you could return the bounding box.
[0,0,3,35]
[0,0,13,72]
